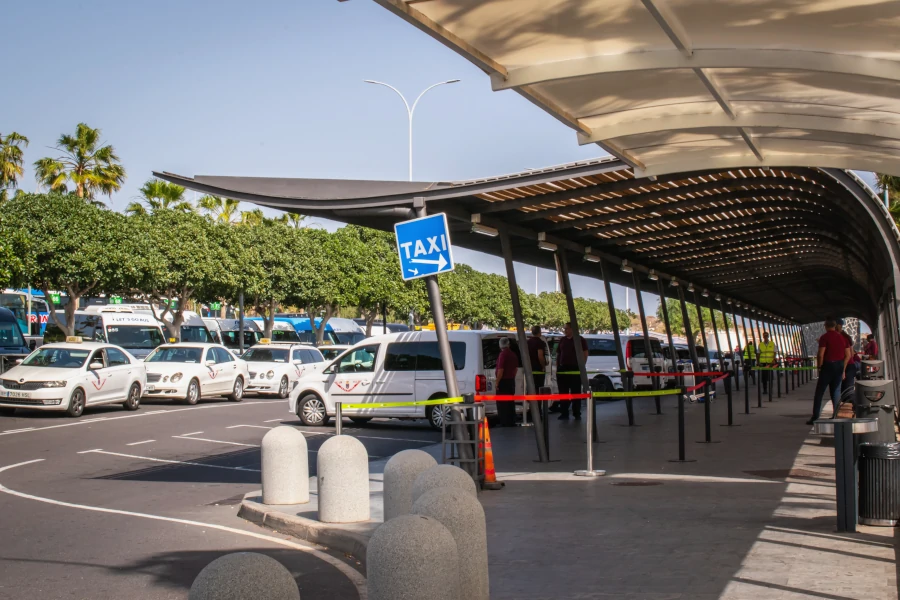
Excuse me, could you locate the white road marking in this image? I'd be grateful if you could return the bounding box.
[227,425,272,430]
[173,436,259,448]
[82,449,260,472]
[263,418,285,423]
[0,459,366,598]
[0,401,281,438]
[180,431,204,436]
[125,440,155,446]
[77,448,104,454]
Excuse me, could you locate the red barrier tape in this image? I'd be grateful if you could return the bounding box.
[474,393,590,402]
[685,381,707,393]
[710,373,730,384]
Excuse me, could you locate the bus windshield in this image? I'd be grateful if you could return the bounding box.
[180,326,212,343]
[106,325,164,350]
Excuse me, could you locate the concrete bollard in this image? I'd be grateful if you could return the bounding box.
[413,488,489,600]
[367,514,460,600]
[261,426,309,505]
[383,449,438,521]
[411,463,477,505]
[317,434,370,523]
[189,552,300,600]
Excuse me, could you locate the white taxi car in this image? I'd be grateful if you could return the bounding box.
[142,343,249,404]
[242,340,327,398]
[0,338,146,418]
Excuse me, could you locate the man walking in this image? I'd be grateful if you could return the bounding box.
[526,325,549,393]
[863,334,879,359]
[555,322,587,421]
[836,319,860,392]
[495,337,519,428]
[758,331,777,394]
[808,318,852,424]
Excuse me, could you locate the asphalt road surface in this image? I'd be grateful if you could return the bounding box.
[0,395,440,600]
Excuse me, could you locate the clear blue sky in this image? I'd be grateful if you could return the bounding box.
[4,0,877,324]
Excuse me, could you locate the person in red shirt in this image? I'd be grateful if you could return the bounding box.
[808,318,852,424]
[863,334,879,360]
[555,322,588,420]
[495,337,519,427]
[836,319,859,392]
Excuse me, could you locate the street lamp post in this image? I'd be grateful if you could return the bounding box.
[364,79,460,181]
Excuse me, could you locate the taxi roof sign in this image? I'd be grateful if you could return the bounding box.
[259,338,271,344]
[65,336,83,344]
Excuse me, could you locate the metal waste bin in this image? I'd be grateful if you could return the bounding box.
[854,380,896,445]
[858,442,900,526]
[861,360,886,380]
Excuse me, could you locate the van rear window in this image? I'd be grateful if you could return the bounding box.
[630,338,664,359]
[384,341,466,371]
[587,338,618,357]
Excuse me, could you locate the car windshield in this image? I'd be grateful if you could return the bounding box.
[221,330,260,349]
[146,346,203,363]
[21,347,91,368]
[321,348,344,361]
[105,325,164,349]
[242,348,289,362]
[0,320,25,349]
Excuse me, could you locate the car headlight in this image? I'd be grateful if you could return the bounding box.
[41,381,67,388]
[266,370,275,379]
[171,373,183,383]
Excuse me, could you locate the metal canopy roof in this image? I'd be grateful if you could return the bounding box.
[156,159,900,325]
[372,0,900,179]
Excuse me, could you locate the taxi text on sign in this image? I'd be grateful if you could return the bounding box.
[394,213,455,281]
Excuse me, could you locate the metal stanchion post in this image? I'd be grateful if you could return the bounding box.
[669,388,695,463]
[722,374,739,427]
[624,372,636,427]
[575,387,605,477]
[696,377,714,443]
[768,369,774,402]
[777,366,782,398]
[539,386,552,461]
[757,365,764,408]
[744,366,751,414]
[335,402,343,436]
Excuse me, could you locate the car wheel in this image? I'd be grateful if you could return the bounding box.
[426,403,451,431]
[123,383,141,411]
[349,417,372,425]
[228,377,244,402]
[185,379,200,405]
[66,388,85,418]
[0,407,15,417]
[277,376,289,399]
[297,394,328,426]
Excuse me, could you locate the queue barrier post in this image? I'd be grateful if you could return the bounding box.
[335,402,343,435]
[757,367,763,408]
[654,366,663,415]
[724,373,736,427]
[669,387,695,463]
[777,365,782,398]
[538,386,552,461]
[624,371,636,427]
[744,366,751,414]
[734,360,740,392]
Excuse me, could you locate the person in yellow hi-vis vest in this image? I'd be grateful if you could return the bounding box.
[758,331,777,394]
[743,340,757,384]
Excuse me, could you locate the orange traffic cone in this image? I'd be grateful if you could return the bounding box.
[482,417,504,490]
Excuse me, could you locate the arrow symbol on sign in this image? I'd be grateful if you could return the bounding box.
[408,268,419,276]
[410,254,448,270]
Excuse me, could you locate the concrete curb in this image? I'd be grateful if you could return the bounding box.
[238,492,376,569]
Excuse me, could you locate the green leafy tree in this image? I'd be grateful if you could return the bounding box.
[0,132,29,202]
[0,193,137,336]
[33,123,126,203]
[125,179,194,215]
[240,207,266,227]
[198,195,241,224]
[276,212,306,228]
[657,298,731,344]
[132,211,237,340]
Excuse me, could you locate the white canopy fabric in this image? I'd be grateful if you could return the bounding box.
[374,0,900,178]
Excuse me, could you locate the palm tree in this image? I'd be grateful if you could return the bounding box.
[276,212,306,228]
[198,194,241,224]
[0,132,29,200]
[240,207,266,227]
[33,123,126,202]
[125,179,194,215]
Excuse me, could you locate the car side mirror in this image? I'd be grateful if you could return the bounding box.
[293,359,302,365]
[89,361,104,370]
[205,359,216,366]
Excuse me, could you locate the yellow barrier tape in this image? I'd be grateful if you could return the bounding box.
[592,389,682,398]
[340,397,464,410]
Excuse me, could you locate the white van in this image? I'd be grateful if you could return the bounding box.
[288,330,521,430]
[44,307,165,360]
[203,318,262,354]
[545,334,667,391]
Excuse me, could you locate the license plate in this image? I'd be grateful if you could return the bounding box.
[146,384,155,391]
[640,366,649,372]
[5,391,29,399]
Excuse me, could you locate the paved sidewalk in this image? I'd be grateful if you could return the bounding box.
[482,378,898,599]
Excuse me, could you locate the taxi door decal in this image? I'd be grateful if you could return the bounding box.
[207,366,219,379]
[90,376,107,391]
[336,380,362,393]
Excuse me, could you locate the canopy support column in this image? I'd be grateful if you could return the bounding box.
[678,286,699,370]
[694,289,708,370]
[633,272,659,407]
[499,229,549,463]
[658,280,677,378]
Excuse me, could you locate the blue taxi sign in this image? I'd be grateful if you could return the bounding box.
[394,213,455,281]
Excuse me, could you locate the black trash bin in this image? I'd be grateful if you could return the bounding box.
[854,380,896,445]
[858,442,900,526]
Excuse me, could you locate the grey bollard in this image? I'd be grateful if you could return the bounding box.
[261,426,309,505]
[189,552,300,600]
[317,434,370,523]
[411,464,477,504]
[413,488,489,600]
[367,514,460,600]
[383,449,437,521]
